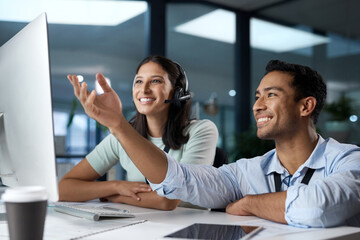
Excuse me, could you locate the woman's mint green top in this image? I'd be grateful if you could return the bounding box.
[86,119,218,182]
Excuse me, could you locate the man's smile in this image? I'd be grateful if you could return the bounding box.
[256,115,273,127]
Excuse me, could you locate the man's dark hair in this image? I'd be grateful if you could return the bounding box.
[265,60,327,124]
[129,55,191,150]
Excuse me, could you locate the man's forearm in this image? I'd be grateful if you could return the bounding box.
[226,191,287,224]
[110,118,168,183]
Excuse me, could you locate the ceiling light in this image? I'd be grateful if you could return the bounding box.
[174,9,235,44]
[349,115,358,123]
[0,0,147,26]
[251,18,329,52]
[95,77,111,95]
[77,75,84,83]
[228,90,236,97]
[175,9,330,52]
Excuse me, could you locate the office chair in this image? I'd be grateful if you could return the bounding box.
[211,147,228,212]
[213,147,228,168]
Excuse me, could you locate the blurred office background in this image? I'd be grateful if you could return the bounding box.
[1,0,359,180]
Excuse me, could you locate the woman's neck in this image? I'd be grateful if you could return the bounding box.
[146,115,167,138]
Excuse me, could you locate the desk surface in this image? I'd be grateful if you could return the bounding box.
[1,202,360,240]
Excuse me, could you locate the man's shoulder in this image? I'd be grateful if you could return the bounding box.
[322,137,360,153]
[320,137,360,167]
[318,137,360,173]
[234,149,276,165]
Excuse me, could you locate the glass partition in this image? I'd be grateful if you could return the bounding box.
[167,3,236,153]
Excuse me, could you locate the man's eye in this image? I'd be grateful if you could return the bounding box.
[152,79,161,83]
[268,93,276,97]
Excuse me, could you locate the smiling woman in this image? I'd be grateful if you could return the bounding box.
[58,55,219,211]
[132,61,174,126]
[130,56,194,149]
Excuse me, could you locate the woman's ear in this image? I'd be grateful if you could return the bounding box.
[300,96,316,117]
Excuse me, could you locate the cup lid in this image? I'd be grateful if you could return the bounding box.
[2,186,48,202]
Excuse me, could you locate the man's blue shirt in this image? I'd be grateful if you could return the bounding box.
[150,136,360,228]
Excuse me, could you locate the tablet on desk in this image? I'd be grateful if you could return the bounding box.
[164,223,263,240]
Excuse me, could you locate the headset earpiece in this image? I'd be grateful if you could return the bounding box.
[172,87,185,108]
[164,62,191,108]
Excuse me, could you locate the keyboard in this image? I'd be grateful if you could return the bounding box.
[54,202,135,221]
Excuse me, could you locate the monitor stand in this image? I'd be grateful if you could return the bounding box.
[0,213,6,222]
[0,113,15,179]
[0,185,6,222]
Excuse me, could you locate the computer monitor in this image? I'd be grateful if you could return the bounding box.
[0,13,58,202]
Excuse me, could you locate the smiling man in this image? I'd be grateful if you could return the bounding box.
[72,59,360,228]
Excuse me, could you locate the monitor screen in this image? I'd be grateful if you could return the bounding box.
[0,13,58,202]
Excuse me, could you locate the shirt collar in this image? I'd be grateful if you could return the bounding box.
[263,135,326,176]
[301,135,326,170]
[263,151,287,176]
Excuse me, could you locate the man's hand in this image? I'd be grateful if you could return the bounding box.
[226,192,287,224]
[226,196,253,216]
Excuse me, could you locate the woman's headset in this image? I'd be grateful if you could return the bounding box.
[164,62,191,108]
[133,61,191,108]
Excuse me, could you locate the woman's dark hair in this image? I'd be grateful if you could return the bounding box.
[265,60,327,124]
[129,55,191,150]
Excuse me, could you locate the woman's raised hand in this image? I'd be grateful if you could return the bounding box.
[67,73,125,131]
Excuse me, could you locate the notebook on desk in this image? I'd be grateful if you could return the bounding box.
[54,202,135,221]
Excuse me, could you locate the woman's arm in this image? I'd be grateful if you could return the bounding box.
[105,191,181,210]
[58,158,151,202]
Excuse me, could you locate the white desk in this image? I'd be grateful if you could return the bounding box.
[1,202,360,240]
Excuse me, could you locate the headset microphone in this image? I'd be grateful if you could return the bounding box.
[163,62,192,108]
[164,94,191,104]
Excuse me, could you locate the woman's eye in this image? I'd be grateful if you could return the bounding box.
[135,80,142,84]
[152,79,161,83]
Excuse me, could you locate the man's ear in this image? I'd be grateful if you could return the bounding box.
[300,96,316,117]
